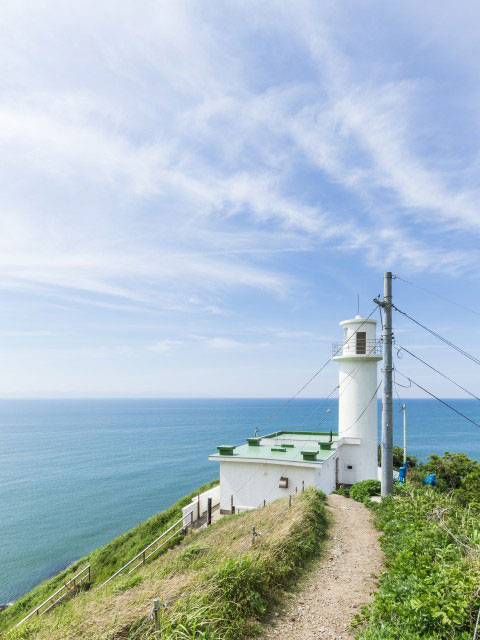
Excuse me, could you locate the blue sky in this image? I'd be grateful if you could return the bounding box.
[1,0,479,397]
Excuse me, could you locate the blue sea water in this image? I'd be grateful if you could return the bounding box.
[1,397,479,604]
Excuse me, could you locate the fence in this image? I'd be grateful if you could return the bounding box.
[100,515,190,588]
[127,492,299,639]
[181,485,220,525]
[14,565,91,629]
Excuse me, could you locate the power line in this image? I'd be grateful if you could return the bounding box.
[394,368,480,429]
[394,275,480,319]
[304,345,378,428]
[312,338,384,429]
[300,385,339,427]
[392,304,480,368]
[339,380,382,437]
[395,345,480,401]
[255,306,378,432]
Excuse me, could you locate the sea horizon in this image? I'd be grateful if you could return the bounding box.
[2,397,479,604]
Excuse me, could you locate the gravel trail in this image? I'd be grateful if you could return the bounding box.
[262,494,383,640]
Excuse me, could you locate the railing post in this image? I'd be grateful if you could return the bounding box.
[289,495,292,508]
[302,480,305,493]
[230,494,234,514]
[207,497,212,525]
[153,598,161,630]
[251,527,256,546]
[88,565,91,584]
[142,551,146,566]
[263,499,266,507]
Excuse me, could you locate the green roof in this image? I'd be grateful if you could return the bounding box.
[209,430,338,465]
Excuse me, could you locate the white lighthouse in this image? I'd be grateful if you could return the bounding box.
[205,311,384,513]
[332,316,382,484]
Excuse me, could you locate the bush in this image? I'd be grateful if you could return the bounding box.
[332,484,350,498]
[377,443,419,470]
[356,487,480,639]
[350,480,380,503]
[423,452,480,505]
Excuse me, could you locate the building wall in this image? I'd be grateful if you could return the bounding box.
[314,452,338,494]
[219,461,315,511]
[337,443,363,484]
[219,457,338,511]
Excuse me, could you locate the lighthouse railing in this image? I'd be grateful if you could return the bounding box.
[332,339,382,357]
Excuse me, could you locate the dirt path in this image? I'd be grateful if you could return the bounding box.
[262,494,383,640]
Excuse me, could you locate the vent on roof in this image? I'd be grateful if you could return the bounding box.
[271,446,286,452]
[247,437,261,446]
[301,449,319,461]
[320,442,332,450]
[217,445,235,456]
[280,443,295,448]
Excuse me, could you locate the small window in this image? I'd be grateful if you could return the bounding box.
[356,331,366,354]
[346,464,354,470]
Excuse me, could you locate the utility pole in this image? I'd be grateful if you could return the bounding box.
[374,272,394,496]
[402,403,407,464]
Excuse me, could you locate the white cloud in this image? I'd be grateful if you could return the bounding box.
[150,340,183,353]
[204,337,270,349]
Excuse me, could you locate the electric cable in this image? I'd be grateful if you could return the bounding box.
[339,380,382,437]
[300,385,339,427]
[254,306,378,432]
[394,275,480,319]
[395,345,480,401]
[394,368,480,429]
[392,304,480,368]
[314,338,382,430]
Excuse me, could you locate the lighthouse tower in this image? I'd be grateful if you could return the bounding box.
[332,316,382,485]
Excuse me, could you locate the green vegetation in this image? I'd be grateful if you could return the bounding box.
[377,443,419,470]
[6,489,329,640]
[332,484,350,497]
[349,479,381,504]
[356,452,480,640]
[0,479,218,634]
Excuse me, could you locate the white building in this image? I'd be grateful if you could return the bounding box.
[209,315,382,512]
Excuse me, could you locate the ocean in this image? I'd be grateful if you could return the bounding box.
[1,397,479,604]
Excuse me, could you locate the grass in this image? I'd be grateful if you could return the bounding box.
[355,485,480,639]
[0,479,218,634]
[5,489,329,640]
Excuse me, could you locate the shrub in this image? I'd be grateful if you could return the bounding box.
[423,452,480,505]
[377,443,419,470]
[350,480,380,503]
[357,487,480,639]
[332,484,350,497]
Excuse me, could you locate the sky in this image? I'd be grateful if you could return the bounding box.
[1,0,480,398]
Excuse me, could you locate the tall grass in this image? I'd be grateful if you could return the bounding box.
[0,479,218,633]
[7,489,329,640]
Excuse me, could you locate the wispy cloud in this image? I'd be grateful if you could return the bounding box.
[0,0,478,395]
[150,340,183,353]
[203,337,270,349]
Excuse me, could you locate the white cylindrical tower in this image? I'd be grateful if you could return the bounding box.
[332,315,382,484]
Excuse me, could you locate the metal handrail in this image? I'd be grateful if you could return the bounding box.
[332,339,382,357]
[14,565,91,629]
[100,514,189,588]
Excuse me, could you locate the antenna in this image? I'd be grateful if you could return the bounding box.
[357,292,360,316]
